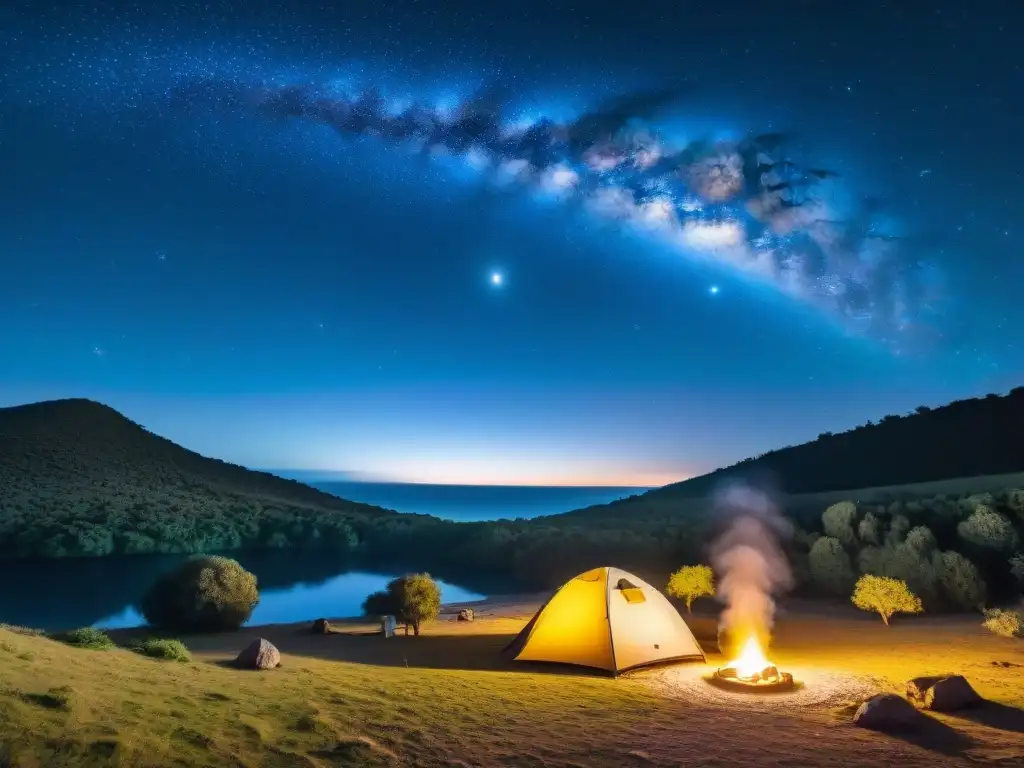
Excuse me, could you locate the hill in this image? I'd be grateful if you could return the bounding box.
[0,399,438,559]
[606,386,1024,506]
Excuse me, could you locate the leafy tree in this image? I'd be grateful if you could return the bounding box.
[936,551,986,611]
[139,555,259,632]
[363,574,442,636]
[851,575,923,625]
[666,564,715,613]
[884,514,911,547]
[857,511,881,546]
[957,508,1020,552]
[904,525,937,556]
[822,501,858,547]
[809,536,856,596]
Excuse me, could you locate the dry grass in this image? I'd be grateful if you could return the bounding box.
[1,600,1022,767]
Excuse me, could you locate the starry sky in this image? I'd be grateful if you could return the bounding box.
[1,0,1021,487]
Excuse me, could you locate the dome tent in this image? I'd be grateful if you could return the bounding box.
[505,566,705,675]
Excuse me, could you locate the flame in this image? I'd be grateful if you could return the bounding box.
[727,635,773,678]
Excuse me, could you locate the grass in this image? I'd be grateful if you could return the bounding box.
[0,604,1022,767]
[130,637,192,662]
[983,608,1024,639]
[49,627,115,650]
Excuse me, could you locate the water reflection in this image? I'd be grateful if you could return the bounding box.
[0,553,485,632]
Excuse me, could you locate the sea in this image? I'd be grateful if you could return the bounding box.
[0,482,650,632]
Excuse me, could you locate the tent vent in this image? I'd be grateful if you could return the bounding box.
[620,588,646,604]
[615,578,637,590]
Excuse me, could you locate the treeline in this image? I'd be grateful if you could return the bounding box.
[645,386,1024,498]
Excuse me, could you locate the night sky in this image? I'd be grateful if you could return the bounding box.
[1,1,1021,486]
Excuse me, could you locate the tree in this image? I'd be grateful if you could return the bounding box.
[936,551,987,611]
[666,564,715,613]
[363,574,442,636]
[139,555,259,632]
[809,536,856,596]
[1010,553,1024,587]
[904,525,937,556]
[958,508,1020,552]
[857,512,881,546]
[822,501,858,547]
[851,575,923,625]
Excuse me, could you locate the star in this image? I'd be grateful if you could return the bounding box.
[490,272,503,287]
[709,285,720,295]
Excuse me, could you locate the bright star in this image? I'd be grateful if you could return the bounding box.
[491,272,503,286]
[709,285,720,295]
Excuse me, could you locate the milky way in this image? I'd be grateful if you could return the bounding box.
[171,78,940,343]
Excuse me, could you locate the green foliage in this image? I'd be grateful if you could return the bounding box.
[851,574,923,625]
[982,608,1023,638]
[822,501,858,547]
[1011,553,1024,586]
[388,573,442,636]
[958,508,1020,552]
[139,556,259,632]
[857,511,881,545]
[904,525,937,555]
[131,638,192,662]
[936,551,987,611]
[50,627,115,650]
[362,574,441,635]
[884,514,911,547]
[808,536,856,596]
[666,564,715,613]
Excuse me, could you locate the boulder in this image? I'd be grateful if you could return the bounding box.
[235,638,281,670]
[853,694,921,732]
[907,675,981,712]
[311,618,331,635]
[457,608,475,622]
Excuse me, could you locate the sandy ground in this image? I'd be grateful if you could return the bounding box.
[145,594,1024,767]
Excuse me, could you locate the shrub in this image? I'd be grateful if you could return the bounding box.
[50,627,115,650]
[957,508,1020,552]
[884,514,910,547]
[822,501,858,547]
[851,575,923,625]
[362,574,442,636]
[666,564,715,613]
[982,608,1023,639]
[139,556,259,632]
[131,638,191,662]
[809,536,856,596]
[936,551,987,611]
[904,526,937,555]
[857,512,881,546]
[1011,553,1024,586]
[388,573,442,636]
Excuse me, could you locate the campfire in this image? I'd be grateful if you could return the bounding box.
[712,635,796,691]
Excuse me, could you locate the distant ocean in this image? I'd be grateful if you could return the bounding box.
[287,478,652,522]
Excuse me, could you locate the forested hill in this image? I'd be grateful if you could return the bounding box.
[643,386,1024,500]
[0,399,419,558]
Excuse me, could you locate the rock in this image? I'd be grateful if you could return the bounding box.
[907,675,982,712]
[853,694,922,732]
[235,638,281,670]
[457,608,475,622]
[311,618,331,635]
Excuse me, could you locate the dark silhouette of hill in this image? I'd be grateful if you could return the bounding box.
[632,386,1024,502]
[0,399,436,559]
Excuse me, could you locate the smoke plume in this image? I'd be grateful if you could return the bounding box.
[709,483,794,654]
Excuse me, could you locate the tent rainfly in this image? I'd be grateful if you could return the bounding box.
[504,566,706,675]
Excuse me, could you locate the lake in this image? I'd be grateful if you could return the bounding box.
[0,552,488,633]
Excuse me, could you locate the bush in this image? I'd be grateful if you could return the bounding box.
[936,551,987,611]
[809,536,856,596]
[884,514,910,547]
[131,638,191,662]
[822,501,858,547]
[904,525,937,556]
[982,608,1023,639]
[139,556,259,632]
[857,512,881,546]
[666,564,715,613]
[362,573,442,636]
[50,627,115,650]
[958,508,1020,552]
[851,575,923,625]
[1011,553,1024,586]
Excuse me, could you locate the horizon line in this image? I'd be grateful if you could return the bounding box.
[259,469,673,489]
